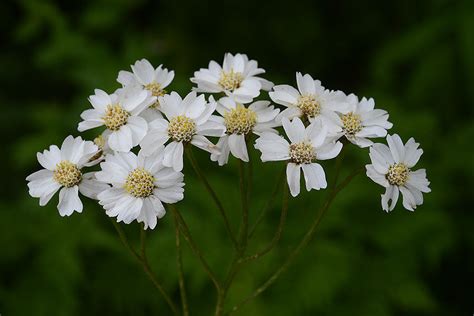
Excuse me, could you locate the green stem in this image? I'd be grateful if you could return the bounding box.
[248,166,285,238]
[238,160,249,250]
[170,204,222,293]
[111,220,179,316]
[186,147,239,250]
[173,212,189,316]
[240,182,288,264]
[229,167,362,314]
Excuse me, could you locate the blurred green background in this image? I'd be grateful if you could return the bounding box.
[1,0,473,315]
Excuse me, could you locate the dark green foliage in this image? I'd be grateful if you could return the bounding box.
[0,0,473,315]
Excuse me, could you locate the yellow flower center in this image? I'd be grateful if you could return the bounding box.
[88,135,105,162]
[224,105,257,135]
[341,112,362,137]
[289,141,315,164]
[124,168,155,198]
[103,104,130,131]
[53,161,82,187]
[386,163,410,186]
[144,82,167,109]
[218,69,244,91]
[297,94,321,118]
[167,115,196,142]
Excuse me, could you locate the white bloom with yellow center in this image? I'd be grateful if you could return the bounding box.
[255,118,343,197]
[366,134,431,212]
[270,72,347,131]
[210,97,280,165]
[26,136,109,216]
[334,94,393,147]
[139,91,225,171]
[191,53,274,104]
[78,87,156,152]
[96,150,184,230]
[117,58,175,121]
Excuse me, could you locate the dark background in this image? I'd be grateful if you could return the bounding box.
[1,0,473,315]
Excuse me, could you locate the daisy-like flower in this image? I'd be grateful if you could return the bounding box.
[78,87,156,152]
[210,97,280,165]
[26,136,109,216]
[139,91,225,171]
[334,94,393,147]
[117,58,174,121]
[191,53,273,104]
[269,72,347,131]
[96,149,184,230]
[366,134,431,212]
[255,117,343,197]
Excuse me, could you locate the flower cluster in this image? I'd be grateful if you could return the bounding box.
[27,53,431,229]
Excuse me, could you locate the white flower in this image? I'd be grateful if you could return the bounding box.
[96,149,184,230]
[117,58,175,122]
[366,134,431,212]
[139,91,225,171]
[191,53,273,103]
[78,87,155,152]
[210,97,280,165]
[334,94,393,147]
[269,72,347,131]
[255,117,343,197]
[26,136,109,216]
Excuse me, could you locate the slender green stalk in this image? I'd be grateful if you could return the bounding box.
[110,220,179,316]
[185,147,239,250]
[240,182,288,264]
[228,167,362,314]
[238,160,249,250]
[248,166,285,238]
[170,204,222,293]
[173,212,189,316]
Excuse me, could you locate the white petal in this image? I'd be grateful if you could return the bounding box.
[316,141,342,160]
[37,145,61,170]
[403,138,423,168]
[282,117,305,143]
[296,72,316,95]
[228,134,249,162]
[254,133,290,162]
[286,163,301,197]
[79,173,110,200]
[381,185,399,212]
[190,135,220,155]
[302,163,327,191]
[127,116,148,146]
[57,186,83,216]
[387,134,405,163]
[365,164,389,187]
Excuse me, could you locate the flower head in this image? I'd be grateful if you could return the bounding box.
[118,59,175,121]
[96,150,184,229]
[335,94,393,147]
[78,87,155,152]
[139,91,225,171]
[210,97,280,165]
[366,134,431,212]
[26,136,109,216]
[270,72,347,131]
[255,117,343,197]
[191,53,273,103]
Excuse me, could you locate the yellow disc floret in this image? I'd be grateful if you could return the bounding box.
[103,104,130,131]
[144,82,167,109]
[386,163,410,186]
[167,115,197,142]
[124,168,155,198]
[289,141,315,164]
[341,112,363,137]
[297,94,321,118]
[53,161,82,187]
[218,69,244,91]
[224,105,257,135]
